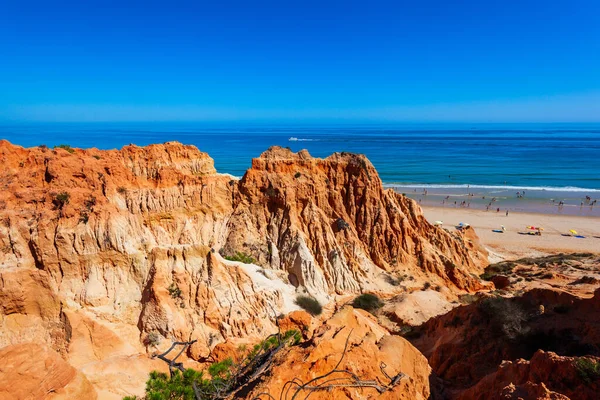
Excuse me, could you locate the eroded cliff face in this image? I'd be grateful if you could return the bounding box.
[0,141,487,398]
[226,147,488,300]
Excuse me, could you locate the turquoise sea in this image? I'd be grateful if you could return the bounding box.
[1,123,599,216]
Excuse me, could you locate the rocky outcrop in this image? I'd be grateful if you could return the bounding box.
[0,141,487,397]
[0,343,97,400]
[226,147,488,300]
[480,253,600,298]
[458,351,599,400]
[409,287,600,398]
[246,306,432,400]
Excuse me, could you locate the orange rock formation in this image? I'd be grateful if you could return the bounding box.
[0,140,489,398]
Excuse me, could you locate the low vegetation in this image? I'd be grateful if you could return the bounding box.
[127,330,302,400]
[574,358,600,384]
[51,191,70,210]
[128,327,406,400]
[54,144,75,153]
[223,251,255,264]
[168,283,182,299]
[459,293,479,305]
[384,273,405,286]
[478,296,530,340]
[295,295,322,316]
[144,332,161,347]
[480,261,517,280]
[79,195,97,224]
[352,293,384,313]
[482,253,596,281]
[335,218,350,231]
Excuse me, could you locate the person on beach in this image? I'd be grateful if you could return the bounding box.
[506,210,509,216]
[497,207,500,212]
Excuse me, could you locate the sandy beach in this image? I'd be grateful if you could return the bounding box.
[422,206,600,261]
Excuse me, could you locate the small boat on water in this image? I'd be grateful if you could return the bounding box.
[289,137,299,141]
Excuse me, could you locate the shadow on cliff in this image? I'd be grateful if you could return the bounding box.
[407,286,600,399]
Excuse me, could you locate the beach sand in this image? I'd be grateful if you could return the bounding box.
[422,206,600,261]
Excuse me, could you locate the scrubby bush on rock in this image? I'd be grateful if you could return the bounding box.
[295,295,322,316]
[352,293,384,313]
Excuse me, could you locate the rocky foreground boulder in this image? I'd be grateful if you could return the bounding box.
[0,343,97,399]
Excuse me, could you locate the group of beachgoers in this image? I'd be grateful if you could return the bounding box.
[552,197,597,209]
[580,196,597,208]
[410,187,598,216]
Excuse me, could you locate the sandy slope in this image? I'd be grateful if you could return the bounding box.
[422,206,600,260]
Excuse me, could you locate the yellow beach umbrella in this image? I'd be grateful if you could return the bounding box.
[569,229,578,235]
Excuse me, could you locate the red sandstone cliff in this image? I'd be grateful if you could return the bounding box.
[0,141,488,398]
[226,147,488,299]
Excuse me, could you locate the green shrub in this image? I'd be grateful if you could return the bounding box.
[352,293,384,312]
[295,295,322,316]
[144,369,202,400]
[54,144,75,153]
[575,358,600,384]
[93,155,101,160]
[131,330,302,400]
[224,251,255,264]
[384,274,406,286]
[117,186,127,194]
[52,192,70,210]
[208,358,233,380]
[294,172,301,178]
[459,293,479,304]
[168,283,182,299]
[422,282,431,290]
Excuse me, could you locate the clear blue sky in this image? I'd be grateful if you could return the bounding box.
[1,0,599,122]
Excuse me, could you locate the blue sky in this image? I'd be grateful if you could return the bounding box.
[1,0,599,122]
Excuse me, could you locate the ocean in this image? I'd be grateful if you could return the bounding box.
[1,122,599,216]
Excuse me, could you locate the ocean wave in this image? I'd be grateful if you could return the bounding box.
[288,137,317,141]
[218,173,242,180]
[383,183,600,193]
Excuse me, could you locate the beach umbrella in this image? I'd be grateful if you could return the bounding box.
[570,229,578,235]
